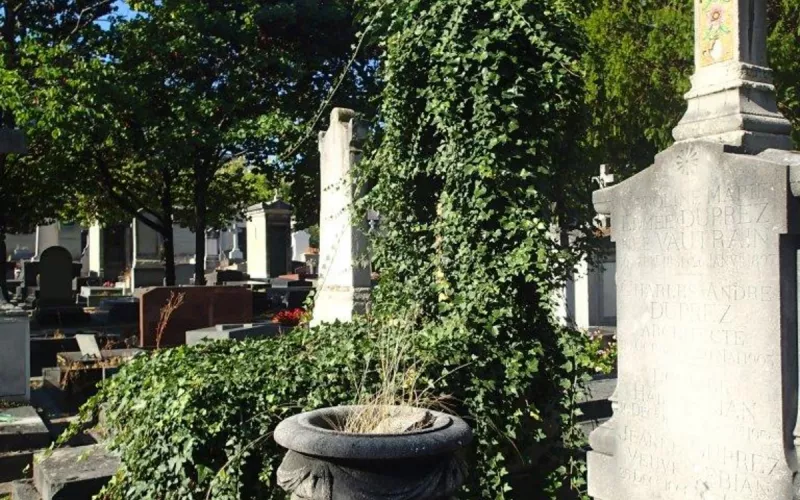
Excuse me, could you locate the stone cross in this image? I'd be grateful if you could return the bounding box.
[227,224,243,262]
[673,0,792,153]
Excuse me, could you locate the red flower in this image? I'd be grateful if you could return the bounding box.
[272,308,305,326]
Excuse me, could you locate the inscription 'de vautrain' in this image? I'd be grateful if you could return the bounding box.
[608,152,791,499]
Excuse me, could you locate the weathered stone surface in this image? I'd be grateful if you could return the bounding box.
[274,406,472,499]
[33,445,118,500]
[588,141,799,499]
[0,406,49,453]
[185,323,289,346]
[311,108,372,327]
[0,315,30,400]
[672,0,792,153]
[10,479,40,500]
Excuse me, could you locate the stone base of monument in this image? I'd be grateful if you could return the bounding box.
[130,265,165,288]
[185,323,292,347]
[33,305,89,328]
[0,406,51,483]
[10,479,39,500]
[310,286,371,326]
[30,444,119,500]
[41,349,142,410]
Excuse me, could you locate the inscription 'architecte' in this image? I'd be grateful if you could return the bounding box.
[588,142,795,500]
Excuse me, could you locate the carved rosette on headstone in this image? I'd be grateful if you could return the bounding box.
[587,1,800,498]
[310,108,371,327]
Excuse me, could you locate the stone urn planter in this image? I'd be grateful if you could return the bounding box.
[274,405,472,499]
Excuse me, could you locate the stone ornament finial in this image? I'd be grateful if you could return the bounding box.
[673,0,792,153]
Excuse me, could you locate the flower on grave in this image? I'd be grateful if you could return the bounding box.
[272,308,306,326]
[707,5,725,30]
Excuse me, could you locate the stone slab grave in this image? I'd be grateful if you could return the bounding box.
[43,348,143,410]
[587,1,800,498]
[186,322,292,347]
[34,246,88,326]
[0,405,50,483]
[79,286,125,307]
[91,296,139,327]
[0,313,30,401]
[311,108,372,326]
[30,337,78,377]
[138,286,253,347]
[31,444,119,500]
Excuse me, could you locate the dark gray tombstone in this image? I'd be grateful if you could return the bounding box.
[34,246,88,325]
[38,247,73,308]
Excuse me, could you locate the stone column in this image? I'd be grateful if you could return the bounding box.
[587,2,800,499]
[673,0,792,153]
[311,108,371,326]
[32,223,59,261]
[228,224,243,262]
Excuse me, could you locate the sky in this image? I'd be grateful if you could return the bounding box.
[114,1,136,19]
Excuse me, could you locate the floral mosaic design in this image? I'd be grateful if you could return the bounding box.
[698,0,734,67]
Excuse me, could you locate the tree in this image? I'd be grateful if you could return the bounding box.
[72,0,377,285]
[580,0,799,179]
[0,0,113,301]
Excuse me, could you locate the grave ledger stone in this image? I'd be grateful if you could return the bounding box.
[587,1,800,499]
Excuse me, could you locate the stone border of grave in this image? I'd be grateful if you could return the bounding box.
[274,405,472,499]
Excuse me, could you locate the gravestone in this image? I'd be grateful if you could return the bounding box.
[138,286,253,347]
[185,322,289,346]
[88,223,129,282]
[246,201,293,279]
[34,246,88,325]
[0,313,30,400]
[131,216,164,288]
[311,108,371,326]
[38,247,74,308]
[587,1,800,499]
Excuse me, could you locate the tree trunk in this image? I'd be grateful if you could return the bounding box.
[193,180,207,286]
[162,227,176,286]
[161,171,176,286]
[0,230,8,303]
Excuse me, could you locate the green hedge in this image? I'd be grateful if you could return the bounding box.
[63,316,595,499]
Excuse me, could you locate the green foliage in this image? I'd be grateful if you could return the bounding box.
[60,0,602,497]
[354,0,597,495]
[0,1,113,235]
[768,0,800,146]
[62,316,595,499]
[580,0,693,179]
[581,0,800,179]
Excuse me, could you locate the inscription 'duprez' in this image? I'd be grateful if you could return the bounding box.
[609,153,791,499]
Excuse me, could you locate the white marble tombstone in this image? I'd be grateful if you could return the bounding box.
[246,201,292,279]
[310,108,371,326]
[587,1,800,499]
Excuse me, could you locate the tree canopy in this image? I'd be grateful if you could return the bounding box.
[580,0,799,179]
